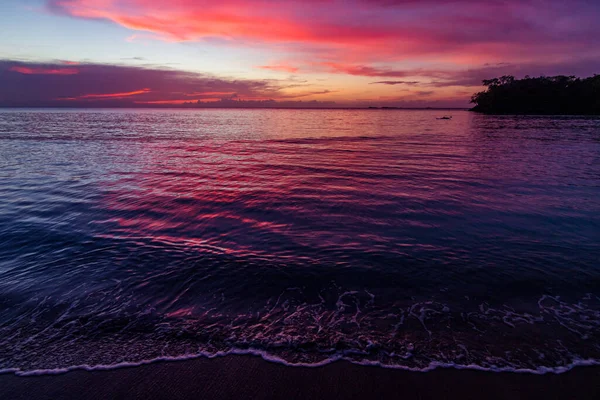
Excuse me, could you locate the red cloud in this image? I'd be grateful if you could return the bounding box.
[47,0,600,68]
[61,88,151,100]
[10,66,79,75]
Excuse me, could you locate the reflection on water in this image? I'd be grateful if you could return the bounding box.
[0,109,599,373]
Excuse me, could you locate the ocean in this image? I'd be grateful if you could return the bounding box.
[0,109,599,374]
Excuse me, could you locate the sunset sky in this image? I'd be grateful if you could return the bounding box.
[1,0,599,107]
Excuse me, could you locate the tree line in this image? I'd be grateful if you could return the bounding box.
[470,74,600,114]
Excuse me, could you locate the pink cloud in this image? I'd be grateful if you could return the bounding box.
[46,0,600,68]
[257,64,299,74]
[319,62,414,78]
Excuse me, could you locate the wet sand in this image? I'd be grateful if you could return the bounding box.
[1,356,599,400]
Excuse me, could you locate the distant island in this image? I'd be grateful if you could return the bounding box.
[470,74,600,115]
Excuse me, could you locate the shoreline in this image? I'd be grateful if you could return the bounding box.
[3,351,600,377]
[1,355,599,399]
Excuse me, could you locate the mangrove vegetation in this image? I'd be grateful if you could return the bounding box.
[470,74,600,115]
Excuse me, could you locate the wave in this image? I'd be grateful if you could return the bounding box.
[0,291,598,376]
[3,349,600,377]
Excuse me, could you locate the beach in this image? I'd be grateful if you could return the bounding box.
[1,356,599,400]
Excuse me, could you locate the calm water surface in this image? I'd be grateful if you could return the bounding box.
[0,109,599,374]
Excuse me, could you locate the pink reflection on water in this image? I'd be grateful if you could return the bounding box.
[92,110,596,264]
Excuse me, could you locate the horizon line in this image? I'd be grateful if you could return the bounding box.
[0,106,470,111]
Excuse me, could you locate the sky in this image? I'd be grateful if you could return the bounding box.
[1,0,599,108]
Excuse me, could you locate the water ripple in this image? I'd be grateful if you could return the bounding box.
[0,109,599,373]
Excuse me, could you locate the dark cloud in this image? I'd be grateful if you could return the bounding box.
[279,89,336,99]
[0,60,285,107]
[328,58,600,87]
[426,58,600,87]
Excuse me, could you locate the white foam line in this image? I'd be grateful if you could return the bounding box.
[1,349,599,377]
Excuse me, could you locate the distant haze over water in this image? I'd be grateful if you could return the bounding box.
[0,109,599,374]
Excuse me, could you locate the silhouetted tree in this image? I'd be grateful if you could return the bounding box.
[470,74,600,114]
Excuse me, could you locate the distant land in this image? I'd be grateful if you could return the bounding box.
[0,96,467,110]
[0,97,467,110]
[470,75,600,115]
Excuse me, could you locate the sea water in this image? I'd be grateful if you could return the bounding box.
[0,109,599,374]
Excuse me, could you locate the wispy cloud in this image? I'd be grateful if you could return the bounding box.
[279,89,337,99]
[370,81,420,85]
[59,88,151,100]
[257,64,299,74]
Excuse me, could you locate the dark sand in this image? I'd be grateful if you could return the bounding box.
[1,356,599,400]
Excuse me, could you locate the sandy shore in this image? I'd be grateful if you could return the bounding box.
[1,356,599,399]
